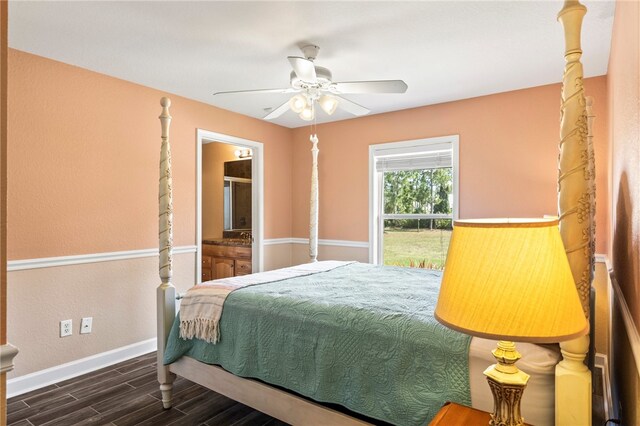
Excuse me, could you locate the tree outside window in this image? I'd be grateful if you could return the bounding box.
[382,168,453,269]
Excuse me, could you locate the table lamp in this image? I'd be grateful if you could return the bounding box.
[434,218,588,426]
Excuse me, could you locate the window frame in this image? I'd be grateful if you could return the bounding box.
[368,135,460,264]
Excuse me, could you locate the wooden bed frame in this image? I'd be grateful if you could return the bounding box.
[157,1,596,424]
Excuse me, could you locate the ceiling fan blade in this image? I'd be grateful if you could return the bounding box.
[288,56,317,83]
[213,88,296,96]
[331,80,408,94]
[335,96,370,116]
[263,100,291,120]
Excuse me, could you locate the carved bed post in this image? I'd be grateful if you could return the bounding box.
[309,134,319,262]
[586,96,596,278]
[556,2,593,425]
[157,97,176,409]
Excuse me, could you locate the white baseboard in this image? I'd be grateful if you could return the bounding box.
[7,338,157,398]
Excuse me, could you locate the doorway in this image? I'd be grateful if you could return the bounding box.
[196,129,264,283]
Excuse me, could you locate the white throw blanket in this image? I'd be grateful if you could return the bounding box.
[179,260,354,343]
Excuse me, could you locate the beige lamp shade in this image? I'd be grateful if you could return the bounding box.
[435,218,588,343]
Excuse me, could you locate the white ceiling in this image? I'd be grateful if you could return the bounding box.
[9,1,615,128]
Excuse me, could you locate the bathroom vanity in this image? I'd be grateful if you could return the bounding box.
[201,238,252,281]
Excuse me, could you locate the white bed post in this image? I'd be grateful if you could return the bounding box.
[309,134,319,262]
[556,2,592,425]
[586,96,596,272]
[157,97,177,409]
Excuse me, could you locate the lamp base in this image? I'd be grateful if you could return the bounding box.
[483,341,530,426]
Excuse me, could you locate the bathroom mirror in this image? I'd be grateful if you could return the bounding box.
[223,159,252,231]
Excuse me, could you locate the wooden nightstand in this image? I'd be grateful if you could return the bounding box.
[429,402,491,425]
[429,402,532,426]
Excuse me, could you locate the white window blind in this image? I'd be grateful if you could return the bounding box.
[375,149,452,172]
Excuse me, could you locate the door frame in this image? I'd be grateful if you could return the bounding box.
[196,129,264,282]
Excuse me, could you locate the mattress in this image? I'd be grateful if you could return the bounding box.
[165,262,558,425]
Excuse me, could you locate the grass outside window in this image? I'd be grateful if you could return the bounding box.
[383,224,452,270]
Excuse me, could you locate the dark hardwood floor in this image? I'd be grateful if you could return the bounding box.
[6,352,289,426]
[7,351,607,426]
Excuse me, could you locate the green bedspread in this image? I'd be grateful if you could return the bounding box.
[164,262,471,425]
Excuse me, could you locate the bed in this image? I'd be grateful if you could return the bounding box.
[156,1,595,425]
[163,262,560,425]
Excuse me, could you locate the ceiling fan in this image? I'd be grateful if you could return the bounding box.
[213,45,408,121]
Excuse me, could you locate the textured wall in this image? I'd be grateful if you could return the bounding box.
[608,0,640,423]
[7,49,293,260]
[290,78,609,254]
[263,244,292,271]
[7,254,195,378]
[609,0,640,337]
[290,244,368,266]
[6,49,293,377]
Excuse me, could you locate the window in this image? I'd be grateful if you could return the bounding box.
[369,136,459,269]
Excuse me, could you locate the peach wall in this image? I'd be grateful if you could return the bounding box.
[291,77,609,253]
[609,0,640,336]
[202,142,237,239]
[8,49,610,260]
[7,49,293,260]
[608,0,640,423]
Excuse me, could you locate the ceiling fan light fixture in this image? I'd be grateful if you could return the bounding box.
[235,148,252,159]
[289,94,307,113]
[300,104,314,121]
[215,45,402,122]
[318,95,339,115]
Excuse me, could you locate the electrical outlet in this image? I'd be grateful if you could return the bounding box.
[80,317,93,334]
[60,319,72,337]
